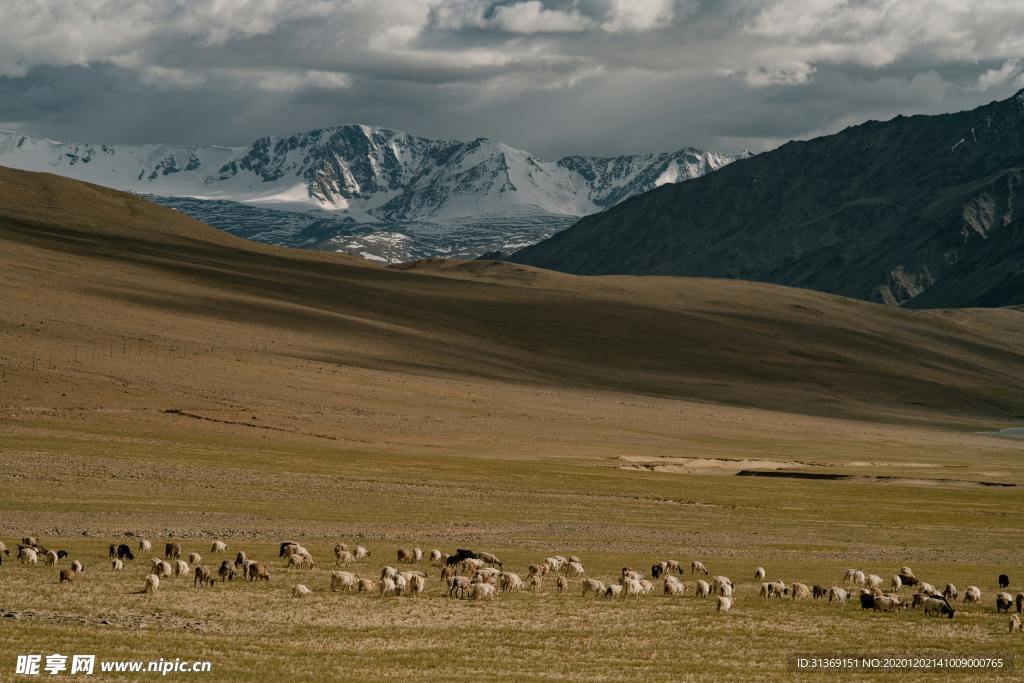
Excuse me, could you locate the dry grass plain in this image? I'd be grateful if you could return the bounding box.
[1,167,1024,680]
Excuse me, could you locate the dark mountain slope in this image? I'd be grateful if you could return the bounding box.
[512,91,1024,308]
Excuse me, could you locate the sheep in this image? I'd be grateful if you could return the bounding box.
[357,578,376,593]
[890,575,902,592]
[919,582,936,595]
[293,584,311,598]
[604,584,623,598]
[247,562,270,582]
[288,553,314,570]
[109,543,117,559]
[713,576,733,596]
[622,569,643,582]
[865,574,884,591]
[396,548,412,563]
[963,586,982,604]
[760,581,785,598]
[139,538,152,552]
[218,560,236,582]
[45,550,58,566]
[812,585,828,600]
[478,551,501,568]
[151,558,164,571]
[1010,615,1023,633]
[188,552,202,565]
[691,561,708,575]
[58,567,79,584]
[116,544,134,561]
[18,547,38,565]
[717,596,733,613]
[409,574,428,596]
[843,568,857,583]
[923,596,955,618]
[472,568,498,585]
[380,565,399,581]
[545,557,565,573]
[353,546,370,560]
[860,592,876,610]
[330,571,358,592]
[911,592,929,608]
[440,565,456,583]
[156,561,173,579]
[666,560,682,575]
[234,551,247,567]
[557,576,568,593]
[278,541,299,558]
[461,558,484,573]
[448,575,470,598]
[620,577,644,597]
[652,562,668,579]
[528,564,547,577]
[640,579,655,595]
[70,560,84,573]
[790,582,811,600]
[470,583,496,600]
[999,574,1010,589]
[1017,593,1024,614]
[664,576,687,596]
[0,542,7,556]
[996,592,1014,614]
[500,572,524,592]
[22,536,37,547]
[828,587,848,605]
[174,559,189,577]
[211,540,227,554]
[335,551,355,566]
[755,566,766,580]
[874,596,903,612]
[111,559,123,572]
[194,565,215,588]
[429,549,443,566]
[527,575,542,592]
[565,561,585,577]
[165,542,181,560]
[853,570,866,587]
[695,580,711,598]
[145,574,160,594]
[943,583,958,600]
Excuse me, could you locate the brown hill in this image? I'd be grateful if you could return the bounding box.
[2,164,1024,434]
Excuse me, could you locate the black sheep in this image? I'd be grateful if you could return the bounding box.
[56,550,69,559]
[651,564,664,579]
[860,592,876,610]
[116,544,134,561]
[999,574,1009,589]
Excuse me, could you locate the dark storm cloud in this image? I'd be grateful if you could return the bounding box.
[2,1,1023,157]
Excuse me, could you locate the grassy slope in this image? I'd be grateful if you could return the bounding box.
[1,167,1023,680]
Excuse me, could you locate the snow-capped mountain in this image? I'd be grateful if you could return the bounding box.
[0,125,745,262]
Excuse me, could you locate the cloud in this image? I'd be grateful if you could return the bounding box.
[1,1,1023,158]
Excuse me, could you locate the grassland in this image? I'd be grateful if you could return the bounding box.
[0,167,1023,680]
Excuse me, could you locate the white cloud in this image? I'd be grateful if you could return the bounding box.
[974,59,1022,92]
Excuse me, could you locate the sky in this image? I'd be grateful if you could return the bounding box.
[2,0,1024,159]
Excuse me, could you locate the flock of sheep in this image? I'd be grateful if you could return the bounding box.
[4,537,1023,634]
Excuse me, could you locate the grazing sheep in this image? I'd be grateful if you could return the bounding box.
[853,570,866,587]
[111,559,123,571]
[666,560,682,575]
[211,540,227,553]
[145,574,160,594]
[293,584,311,598]
[353,546,370,560]
[664,576,687,596]
[999,574,1010,589]
[865,574,883,591]
[527,575,542,592]
[713,576,733,596]
[891,575,902,592]
[174,559,189,577]
[755,567,766,580]
[410,574,428,596]
[58,567,79,584]
[155,561,172,579]
[470,583,496,600]
[164,542,181,559]
[622,570,644,582]
[843,568,857,583]
[500,572,524,592]
[760,581,786,598]
[581,578,606,597]
[943,583,958,600]
[478,551,502,568]
[330,571,358,592]
[357,578,376,593]
[45,550,58,566]
[791,582,811,600]
[860,592,876,610]
[691,561,708,575]
[139,538,152,552]
[22,536,37,547]
[288,553,314,570]
[1017,593,1024,614]
[911,592,929,608]
[652,562,667,579]
[232,551,246,568]
[717,596,732,613]
[695,580,711,598]
[396,548,412,563]
[919,582,936,595]
[194,565,215,588]
[1010,615,1023,633]
[247,561,270,582]
[116,544,134,561]
[923,596,955,618]
[19,547,38,565]
[461,558,485,573]
[109,544,117,559]
[812,585,828,600]
[828,587,848,605]
[411,548,424,564]
[963,586,982,604]
[473,567,499,584]
[380,565,399,581]
[188,552,202,565]
[218,560,235,582]
[70,560,84,573]
[996,592,1014,614]
[545,556,565,573]
[0,542,7,556]
[620,578,644,597]
[447,575,470,598]
[566,561,585,577]
[557,576,569,593]
[56,550,68,559]
[528,564,547,577]
[335,551,355,566]
[429,549,443,566]
[605,584,623,598]
[278,541,299,558]
[874,596,904,612]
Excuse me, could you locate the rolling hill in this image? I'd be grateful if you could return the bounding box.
[512,90,1024,309]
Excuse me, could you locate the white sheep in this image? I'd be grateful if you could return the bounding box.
[70,560,84,573]
[640,579,655,595]
[288,553,314,570]
[664,576,686,596]
[828,587,848,605]
[843,568,857,583]
[622,570,644,582]
[865,574,883,590]
[890,575,902,592]
[335,551,355,565]
[211,540,228,553]
[963,586,982,604]
[381,565,398,581]
[19,547,38,565]
[712,576,733,595]
[557,576,568,593]
[411,548,424,564]
[943,583,958,600]
[545,556,565,573]
[353,546,370,560]
[410,574,427,596]
[695,580,711,597]
[429,549,443,566]
[145,574,160,594]
[394,574,408,595]
[45,550,58,566]
[666,560,681,574]
[791,582,811,600]
[566,561,585,576]
[582,578,606,596]
[174,559,189,577]
[996,592,1014,613]
[331,571,359,592]
[500,572,524,592]
[293,584,311,598]
[691,561,708,575]
[717,596,733,613]
[605,584,623,598]
[1010,615,1023,633]
[111,559,123,572]
[919,581,936,595]
[470,583,496,600]
[527,575,542,591]
[379,577,398,597]
[622,578,644,597]
[188,552,202,565]
[357,578,376,593]
[139,539,152,552]
[853,570,866,587]
[157,560,173,579]
[755,566,766,580]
